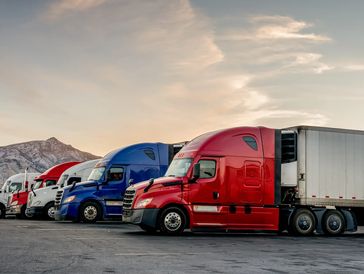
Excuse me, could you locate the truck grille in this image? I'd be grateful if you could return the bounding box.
[54,189,64,208]
[123,188,136,210]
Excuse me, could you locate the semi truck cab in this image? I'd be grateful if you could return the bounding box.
[54,142,185,223]
[123,127,279,233]
[0,173,40,219]
[7,162,79,219]
[26,160,99,219]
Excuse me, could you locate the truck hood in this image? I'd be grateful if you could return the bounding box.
[133,177,183,191]
[63,180,98,192]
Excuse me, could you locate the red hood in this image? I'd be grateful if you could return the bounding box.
[133,177,183,191]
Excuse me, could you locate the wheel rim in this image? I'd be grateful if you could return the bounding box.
[327,214,342,233]
[48,206,55,218]
[164,212,182,231]
[297,213,313,232]
[84,206,98,221]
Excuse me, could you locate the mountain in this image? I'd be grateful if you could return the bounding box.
[0,137,100,185]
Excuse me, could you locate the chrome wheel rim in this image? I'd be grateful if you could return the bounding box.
[164,212,182,231]
[84,206,97,221]
[48,206,55,219]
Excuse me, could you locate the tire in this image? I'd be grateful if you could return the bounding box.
[291,209,316,236]
[43,203,56,220]
[322,210,345,236]
[20,205,29,219]
[80,201,101,223]
[140,224,157,234]
[158,207,186,235]
[0,205,5,219]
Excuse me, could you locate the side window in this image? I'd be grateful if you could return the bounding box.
[144,149,156,160]
[45,180,57,187]
[66,177,82,186]
[199,160,216,179]
[108,167,124,181]
[243,136,258,151]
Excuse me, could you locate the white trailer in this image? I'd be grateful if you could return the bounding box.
[0,173,40,218]
[280,126,364,235]
[26,159,99,219]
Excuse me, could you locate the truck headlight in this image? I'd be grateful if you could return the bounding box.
[11,201,18,206]
[135,198,153,209]
[63,195,76,204]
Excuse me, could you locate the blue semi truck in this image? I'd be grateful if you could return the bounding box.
[54,142,185,223]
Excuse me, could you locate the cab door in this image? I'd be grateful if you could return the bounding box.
[99,166,125,217]
[227,131,277,230]
[187,158,228,228]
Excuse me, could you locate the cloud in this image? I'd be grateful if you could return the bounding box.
[46,0,107,19]
[220,16,331,43]
[251,16,331,42]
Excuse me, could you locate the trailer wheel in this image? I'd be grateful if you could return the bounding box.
[44,202,56,220]
[139,225,156,234]
[0,204,5,219]
[291,209,316,236]
[322,210,345,236]
[159,207,186,235]
[80,201,101,223]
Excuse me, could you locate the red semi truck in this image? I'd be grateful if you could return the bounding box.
[123,126,363,236]
[7,162,79,218]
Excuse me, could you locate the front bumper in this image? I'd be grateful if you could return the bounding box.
[123,208,159,228]
[54,203,79,221]
[26,206,44,218]
[6,205,21,215]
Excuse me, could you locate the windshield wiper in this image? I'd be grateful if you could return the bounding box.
[167,175,175,177]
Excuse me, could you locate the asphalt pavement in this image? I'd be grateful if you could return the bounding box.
[0,218,364,273]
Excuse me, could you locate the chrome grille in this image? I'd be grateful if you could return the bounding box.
[123,188,136,210]
[54,189,64,208]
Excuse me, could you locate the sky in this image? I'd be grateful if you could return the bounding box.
[0,0,363,156]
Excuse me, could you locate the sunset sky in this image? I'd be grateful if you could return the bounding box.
[0,0,363,156]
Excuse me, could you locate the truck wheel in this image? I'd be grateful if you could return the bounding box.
[20,205,29,219]
[322,210,345,236]
[0,205,5,219]
[80,201,101,223]
[159,207,186,235]
[44,203,56,220]
[140,225,156,234]
[291,209,316,236]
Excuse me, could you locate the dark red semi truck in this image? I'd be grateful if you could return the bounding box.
[123,126,364,236]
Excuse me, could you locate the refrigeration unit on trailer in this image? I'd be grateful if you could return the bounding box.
[54,142,185,223]
[123,126,364,236]
[0,173,40,219]
[7,162,79,218]
[26,159,100,219]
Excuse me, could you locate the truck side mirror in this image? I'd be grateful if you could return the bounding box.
[192,163,200,180]
[128,179,134,185]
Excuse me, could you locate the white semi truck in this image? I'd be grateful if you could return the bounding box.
[0,173,40,219]
[26,160,99,219]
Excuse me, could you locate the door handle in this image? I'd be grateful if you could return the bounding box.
[213,192,219,200]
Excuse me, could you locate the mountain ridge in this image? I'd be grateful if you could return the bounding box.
[0,137,100,185]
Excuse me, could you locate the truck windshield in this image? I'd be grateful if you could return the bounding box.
[57,174,69,188]
[9,183,22,193]
[165,158,192,177]
[88,167,105,181]
[33,180,43,190]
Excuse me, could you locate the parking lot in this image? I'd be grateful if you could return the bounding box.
[0,219,364,273]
